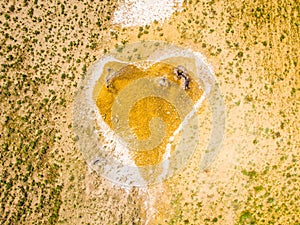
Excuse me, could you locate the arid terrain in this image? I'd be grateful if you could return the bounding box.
[0,0,299,224]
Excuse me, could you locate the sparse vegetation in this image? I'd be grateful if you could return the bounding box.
[1,0,299,224]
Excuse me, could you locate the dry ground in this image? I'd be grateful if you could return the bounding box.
[0,0,299,224]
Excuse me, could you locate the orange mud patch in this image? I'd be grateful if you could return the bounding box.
[95,62,203,166]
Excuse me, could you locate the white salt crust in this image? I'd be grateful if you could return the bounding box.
[113,0,184,27]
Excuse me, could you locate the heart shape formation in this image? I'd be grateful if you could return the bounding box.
[95,62,203,167]
[73,41,224,187]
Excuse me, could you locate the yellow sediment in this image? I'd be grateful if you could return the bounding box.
[95,62,203,166]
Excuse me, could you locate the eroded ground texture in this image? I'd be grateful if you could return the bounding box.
[0,0,299,224]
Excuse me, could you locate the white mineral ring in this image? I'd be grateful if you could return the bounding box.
[73,41,225,187]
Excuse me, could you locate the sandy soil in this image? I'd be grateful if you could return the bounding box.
[0,0,299,224]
